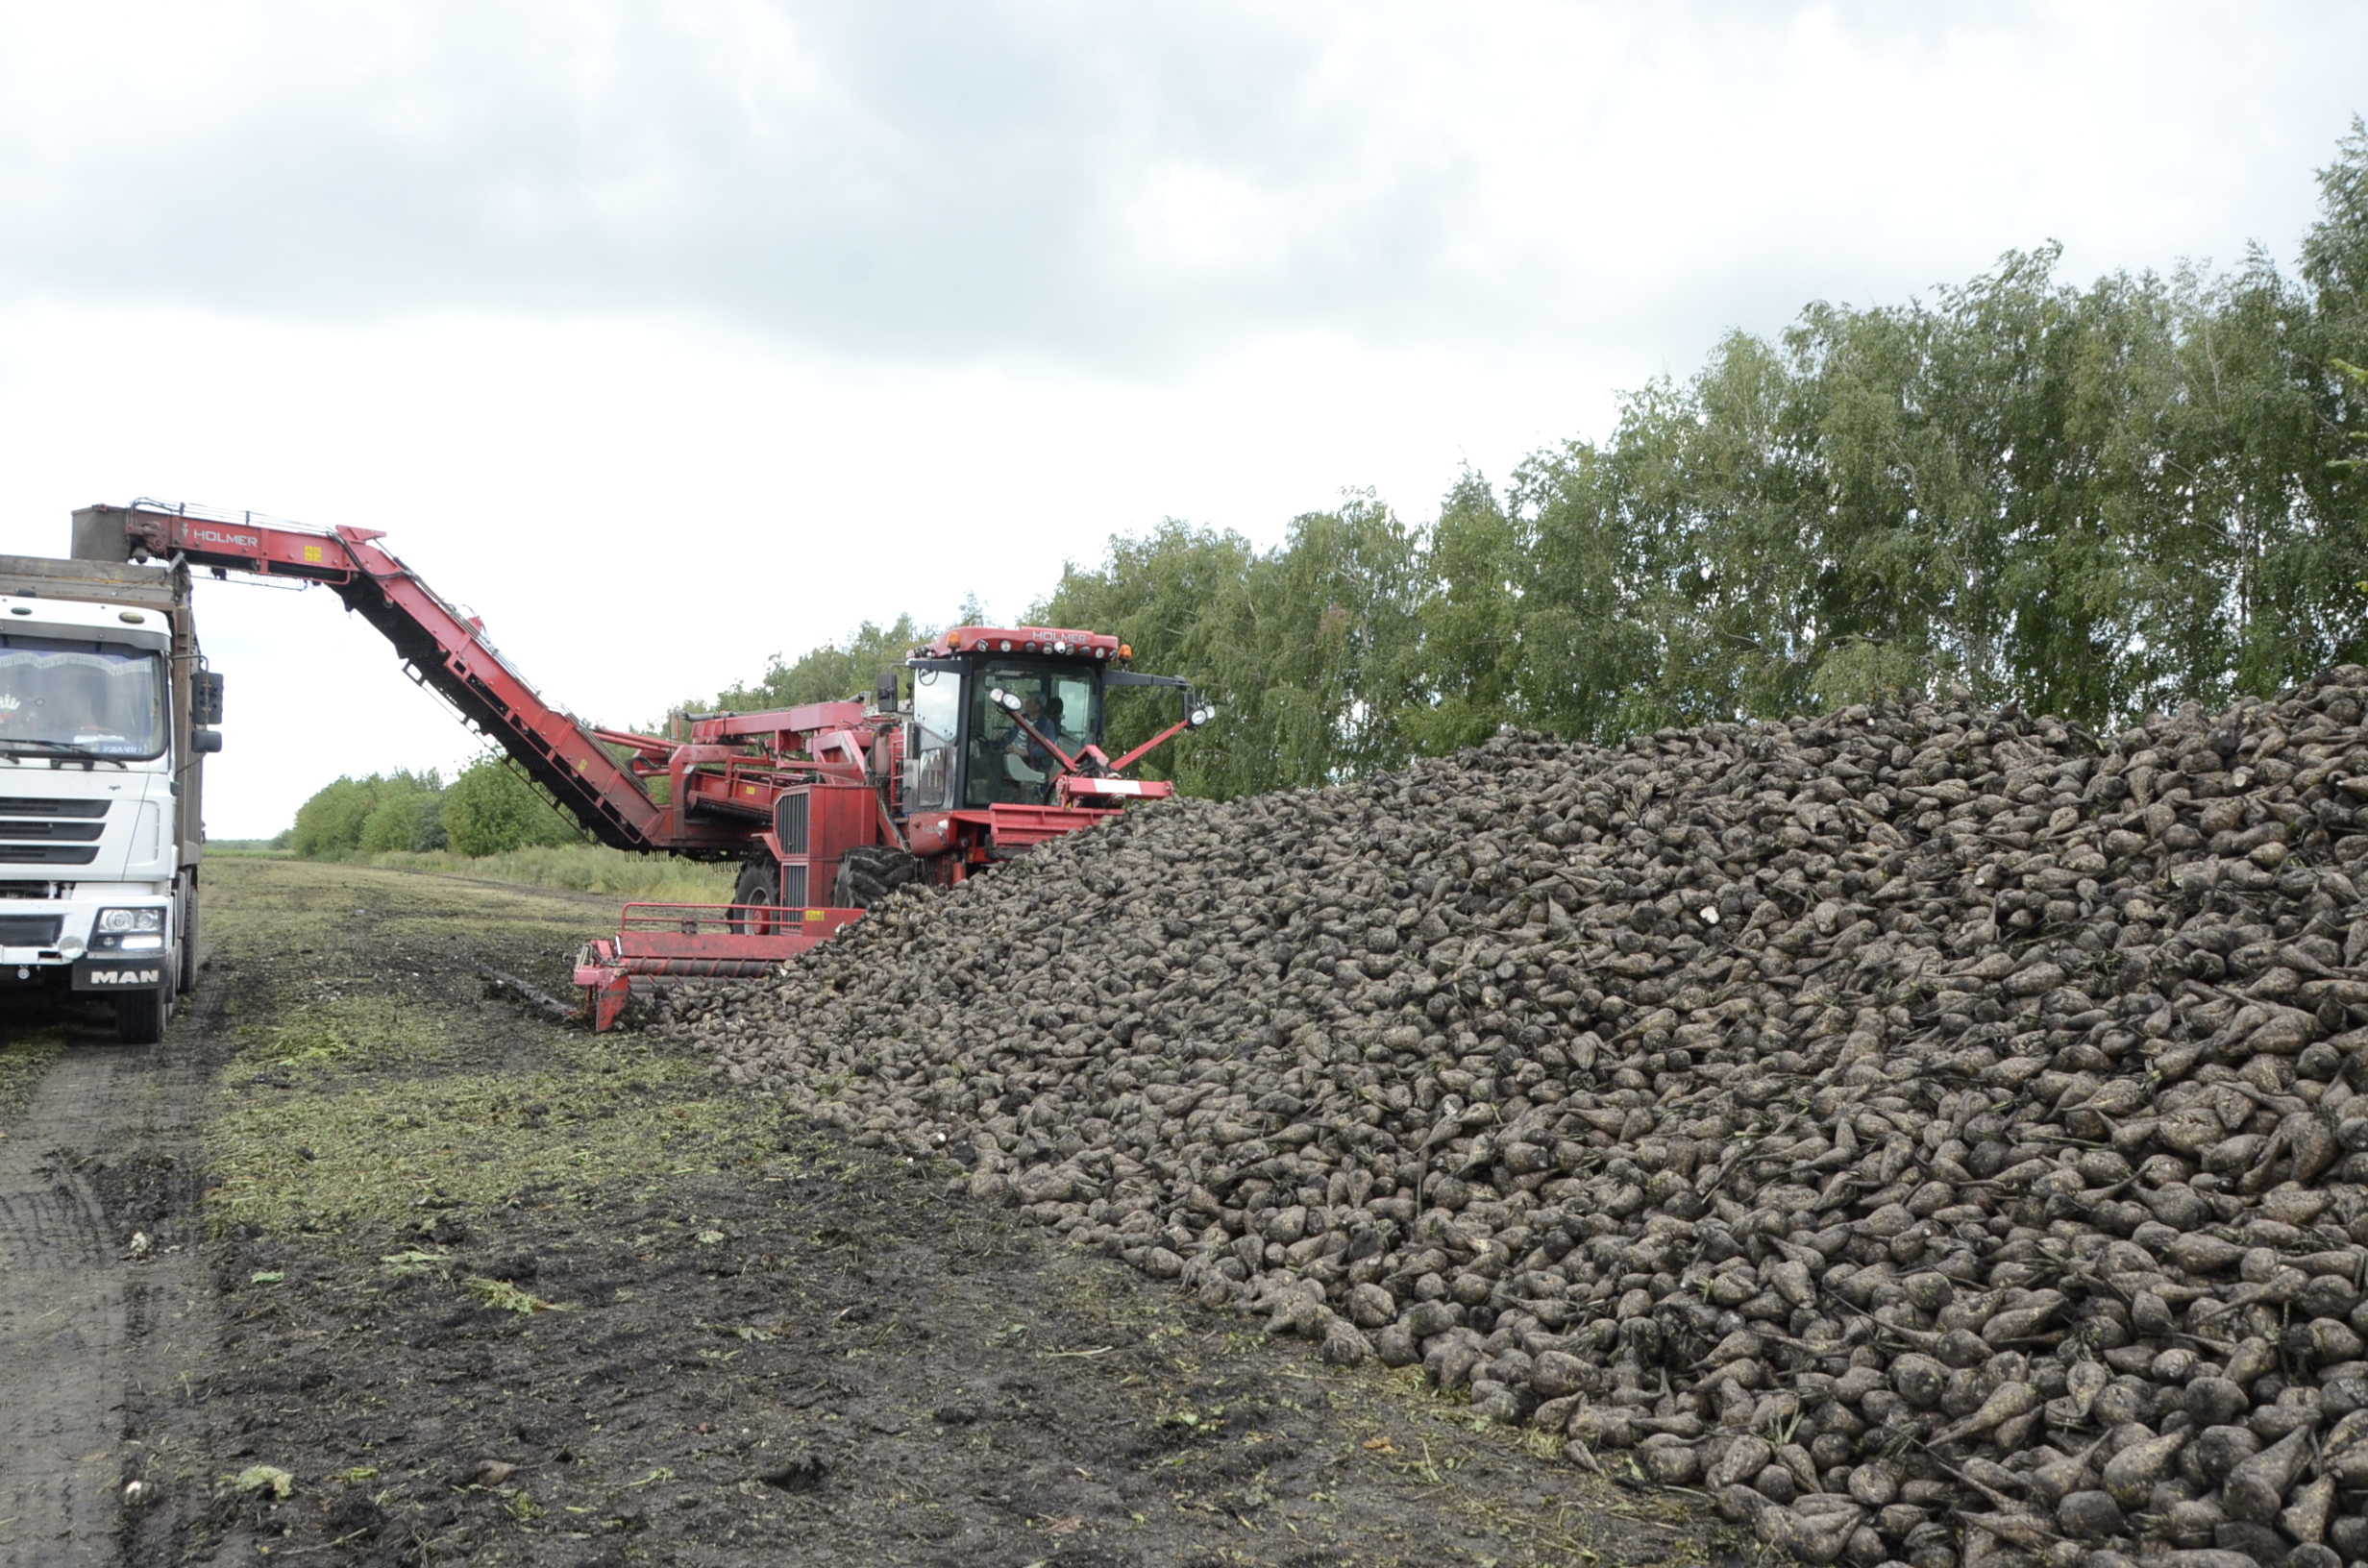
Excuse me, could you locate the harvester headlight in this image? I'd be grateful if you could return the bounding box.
[1188,704,1217,728]
[1051,640,1068,653]
[999,639,1013,652]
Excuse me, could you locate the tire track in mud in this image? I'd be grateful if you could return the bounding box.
[0,971,214,1567]
[0,1047,136,1565]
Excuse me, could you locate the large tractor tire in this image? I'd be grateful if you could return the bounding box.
[728,862,779,933]
[833,845,920,910]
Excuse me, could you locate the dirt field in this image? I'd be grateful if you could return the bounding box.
[0,858,1726,1566]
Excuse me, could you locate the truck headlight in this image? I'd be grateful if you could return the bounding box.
[93,907,165,951]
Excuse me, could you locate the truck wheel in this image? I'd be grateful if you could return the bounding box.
[116,987,164,1044]
[833,845,919,909]
[178,874,199,993]
[728,863,778,933]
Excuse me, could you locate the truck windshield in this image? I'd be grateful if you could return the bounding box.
[0,638,166,758]
[964,660,1102,807]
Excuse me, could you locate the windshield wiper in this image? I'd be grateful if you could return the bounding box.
[0,739,128,767]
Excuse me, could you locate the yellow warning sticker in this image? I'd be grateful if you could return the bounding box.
[303,544,323,564]
[805,909,825,921]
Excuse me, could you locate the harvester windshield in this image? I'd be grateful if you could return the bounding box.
[963,660,1101,807]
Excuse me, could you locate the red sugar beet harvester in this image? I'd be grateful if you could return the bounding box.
[76,502,1213,1029]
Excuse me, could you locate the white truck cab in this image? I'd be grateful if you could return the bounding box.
[0,531,218,1042]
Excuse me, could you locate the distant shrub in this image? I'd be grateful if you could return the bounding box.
[438,755,584,857]
[289,770,443,860]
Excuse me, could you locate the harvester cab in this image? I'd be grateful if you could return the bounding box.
[900,625,1210,831]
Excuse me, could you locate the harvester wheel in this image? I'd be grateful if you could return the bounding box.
[728,863,779,933]
[833,845,919,910]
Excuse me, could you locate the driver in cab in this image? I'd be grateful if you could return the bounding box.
[1002,691,1057,800]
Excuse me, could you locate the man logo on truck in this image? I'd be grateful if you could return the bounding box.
[89,968,160,985]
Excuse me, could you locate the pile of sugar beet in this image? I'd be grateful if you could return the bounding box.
[666,670,2368,1568]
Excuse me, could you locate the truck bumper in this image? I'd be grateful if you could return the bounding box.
[0,885,173,992]
[72,958,169,992]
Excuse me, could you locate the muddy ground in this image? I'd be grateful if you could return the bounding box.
[0,858,1727,1566]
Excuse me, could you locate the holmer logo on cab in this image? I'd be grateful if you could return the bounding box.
[89,969,160,985]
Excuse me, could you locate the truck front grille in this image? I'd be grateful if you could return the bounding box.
[0,915,62,945]
[0,798,109,818]
[0,882,68,900]
[0,796,110,863]
[0,820,105,841]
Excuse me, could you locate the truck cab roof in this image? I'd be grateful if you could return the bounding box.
[0,595,174,650]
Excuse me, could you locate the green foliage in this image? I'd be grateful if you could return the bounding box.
[438,755,585,857]
[1035,498,1422,796]
[1394,123,2368,741]
[359,778,447,853]
[288,770,443,860]
[703,616,929,715]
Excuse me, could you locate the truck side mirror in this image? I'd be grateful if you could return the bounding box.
[191,670,224,725]
[191,728,224,754]
[874,670,898,709]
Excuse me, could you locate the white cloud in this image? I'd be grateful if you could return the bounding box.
[4,3,2354,364]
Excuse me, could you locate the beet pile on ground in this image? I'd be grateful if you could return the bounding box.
[669,671,2368,1568]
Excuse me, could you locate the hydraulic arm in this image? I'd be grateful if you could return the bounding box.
[75,502,745,855]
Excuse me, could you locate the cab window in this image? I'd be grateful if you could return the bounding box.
[962,661,1101,806]
[902,668,959,813]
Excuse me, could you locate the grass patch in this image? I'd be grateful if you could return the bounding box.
[234,994,426,1070]
[466,1276,567,1313]
[197,855,771,1235]
[208,1033,770,1234]
[358,845,732,902]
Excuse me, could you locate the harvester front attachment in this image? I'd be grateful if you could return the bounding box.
[574,902,862,1031]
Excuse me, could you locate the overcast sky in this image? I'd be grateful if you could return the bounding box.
[0,1,2360,837]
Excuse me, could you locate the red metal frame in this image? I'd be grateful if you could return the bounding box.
[573,902,864,1031]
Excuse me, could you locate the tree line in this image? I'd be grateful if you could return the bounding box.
[288,125,2368,843]
[284,757,585,858]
